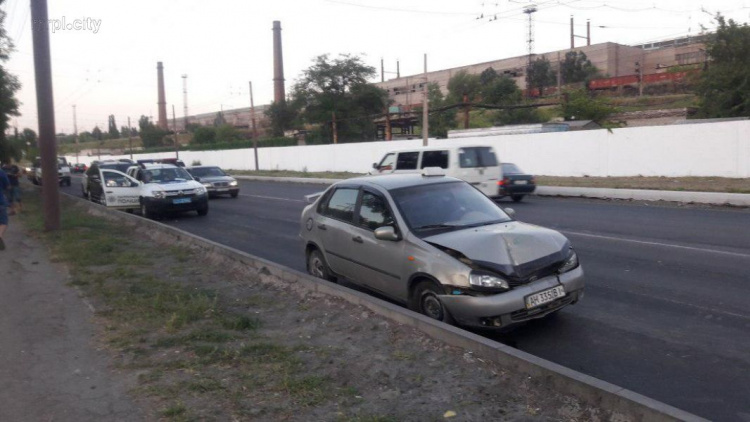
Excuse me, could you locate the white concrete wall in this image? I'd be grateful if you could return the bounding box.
[66,120,750,178]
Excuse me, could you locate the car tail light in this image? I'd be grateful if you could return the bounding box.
[497,178,509,186]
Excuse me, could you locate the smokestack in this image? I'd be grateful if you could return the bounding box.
[272,21,285,103]
[157,62,168,129]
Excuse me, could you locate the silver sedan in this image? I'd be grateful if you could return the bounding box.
[299,172,584,329]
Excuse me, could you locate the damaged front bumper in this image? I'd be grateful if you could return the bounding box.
[439,265,585,329]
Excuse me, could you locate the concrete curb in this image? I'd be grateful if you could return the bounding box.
[59,192,707,422]
[537,186,750,207]
[233,175,750,206]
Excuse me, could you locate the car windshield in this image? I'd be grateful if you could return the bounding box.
[390,181,511,234]
[100,163,132,173]
[143,167,193,184]
[189,167,226,177]
[501,163,523,174]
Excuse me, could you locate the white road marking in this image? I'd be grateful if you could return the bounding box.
[240,194,306,203]
[563,230,750,259]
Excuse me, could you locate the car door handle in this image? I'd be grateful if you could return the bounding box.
[352,236,363,244]
[317,224,327,231]
[105,190,113,193]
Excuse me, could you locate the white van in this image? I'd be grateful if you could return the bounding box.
[371,145,501,197]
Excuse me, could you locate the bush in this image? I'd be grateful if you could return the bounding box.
[193,127,216,144]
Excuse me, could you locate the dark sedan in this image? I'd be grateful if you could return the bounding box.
[496,163,536,202]
[187,166,239,198]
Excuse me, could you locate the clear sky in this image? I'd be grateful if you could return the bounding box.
[3,0,749,134]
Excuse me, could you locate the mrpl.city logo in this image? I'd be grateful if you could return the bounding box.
[33,17,102,34]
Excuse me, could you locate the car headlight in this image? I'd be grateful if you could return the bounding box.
[229,180,238,186]
[202,182,212,188]
[153,190,166,199]
[196,186,207,194]
[469,271,510,291]
[558,250,579,273]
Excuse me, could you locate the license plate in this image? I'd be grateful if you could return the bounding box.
[525,285,565,309]
[217,188,229,192]
[514,180,528,185]
[173,198,191,204]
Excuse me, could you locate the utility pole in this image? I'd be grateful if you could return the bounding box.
[182,74,188,130]
[636,56,644,97]
[72,104,79,164]
[127,116,133,160]
[249,81,259,171]
[385,107,392,141]
[30,0,60,231]
[397,60,400,78]
[525,5,538,98]
[557,51,562,97]
[462,93,470,129]
[570,15,574,49]
[422,53,428,146]
[381,58,384,82]
[332,111,338,144]
[587,19,591,45]
[172,105,179,159]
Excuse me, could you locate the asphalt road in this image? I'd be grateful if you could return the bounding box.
[63,176,750,421]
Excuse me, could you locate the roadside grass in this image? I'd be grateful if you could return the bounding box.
[18,190,341,420]
[537,175,750,194]
[229,169,365,179]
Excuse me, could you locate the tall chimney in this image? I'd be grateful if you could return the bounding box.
[157,62,168,129]
[272,21,285,103]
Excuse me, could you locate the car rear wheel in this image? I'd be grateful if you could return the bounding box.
[307,248,335,282]
[411,281,454,324]
[230,191,239,198]
[196,205,208,216]
[511,194,525,202]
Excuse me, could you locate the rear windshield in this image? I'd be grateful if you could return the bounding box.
[100,163,132,173]
[501,163,523,174]
[458,147,497,168]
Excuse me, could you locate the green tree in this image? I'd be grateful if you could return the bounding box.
[446,70,481,104]
[92,126,103,140]
[560,89,617,124]
[213,112,226,127]
[526,56,556,96]
[265,100,298,137]
[107,115,120,138]
[560,51,599,84]
[215,124,240,143]
[137,115,168,148]
[417,82,456,138]
[0,0,21,163]
[290,54,388,142]
[696,15,750,118]
[476,67,542,125]
[192,126,216,144]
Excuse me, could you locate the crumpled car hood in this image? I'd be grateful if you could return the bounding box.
[423,221,570,280]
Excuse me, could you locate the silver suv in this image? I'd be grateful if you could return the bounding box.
[299,171,584,329]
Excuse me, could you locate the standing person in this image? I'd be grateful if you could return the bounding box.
[4,162,21,215]
[0,165,9,251]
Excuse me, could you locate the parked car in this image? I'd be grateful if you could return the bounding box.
[497,163,536,202]
[187,166,239,198]
[129,163,208,218]
[85,167,141,211]
[82,160,135,198]
[372,145,501,198]
[72,163,88,173]
[30,156,71,186]
[300,170,584,329]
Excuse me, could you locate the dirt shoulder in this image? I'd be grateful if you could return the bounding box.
[19,188,610,421]
[536,175,750,194]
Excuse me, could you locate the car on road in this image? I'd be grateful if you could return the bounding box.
[82,160,135,198]
[72,163,87,173]
[30,156,72,186]
[84,167,141,211]
[497,163,536,202]
[129,163,208,218]
[372,146,502,198]
[187,166,239,198]
[300,170,584,329]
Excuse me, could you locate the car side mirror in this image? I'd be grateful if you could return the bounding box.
[504,208,516,218]
[374,226,399,241]
[372,162,378,169]
[193,176,201,182]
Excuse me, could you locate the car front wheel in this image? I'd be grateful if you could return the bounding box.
[411,281,454,324]
[141,202,154,219]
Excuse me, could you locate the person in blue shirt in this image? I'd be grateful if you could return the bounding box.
[0,166,9,251]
